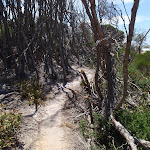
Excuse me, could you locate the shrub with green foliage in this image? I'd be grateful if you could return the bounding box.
[0,104,21,149]
[79,120,90,140]
[132,51,150,76]
[79,114,126,149]
[20,79,45,105]
[115,108,150,141]
[80,109,150,149]
[129,51,150,91]
[118,45,136,57]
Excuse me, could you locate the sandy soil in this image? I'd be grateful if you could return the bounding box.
[18,65,94,150]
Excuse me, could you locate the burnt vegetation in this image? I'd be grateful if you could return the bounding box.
[0,0,150,149]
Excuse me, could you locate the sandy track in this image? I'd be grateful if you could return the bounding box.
[18,65,94,150]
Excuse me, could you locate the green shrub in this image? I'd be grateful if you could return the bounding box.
[132,51,150,75]
[92,113,126,148]
[79,114,126,149]
[129,51,150,91]
[80,110,150,149]
[20,79,45,105]
[0,104,21,149]
[118,45,136,57]
[79,119,90,140]
[132,51,150,76]
[115,108,150,141]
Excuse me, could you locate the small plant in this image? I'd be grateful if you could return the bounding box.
[0,103,21,149]
[79,119,90,140]
[80,81,84,87]
[20,79,45,105]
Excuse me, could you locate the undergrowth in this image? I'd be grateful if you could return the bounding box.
[0,103,21,149]
[79,113,126,149]
[129,51,150,92]
[115,107,150,141]
[79,107,150,150]
[20,79,45,106]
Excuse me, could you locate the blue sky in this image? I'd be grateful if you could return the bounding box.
[115,0,150,44]
[75,0,150,44]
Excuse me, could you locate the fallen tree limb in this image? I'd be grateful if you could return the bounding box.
[0,92,19,102]
[134,137,150,150]
[110,115,150,150]
[110,115,137,150]
[126,98,138,108]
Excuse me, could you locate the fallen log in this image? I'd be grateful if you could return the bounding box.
[134,137,150,150]
[110,115,137,150]
[0,92,19,102]
[110,115,150,150]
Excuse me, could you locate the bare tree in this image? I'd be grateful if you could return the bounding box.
[81,0,118,118]
[0,0,82,82]
[115,0,140,109]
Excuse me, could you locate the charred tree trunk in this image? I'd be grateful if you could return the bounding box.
[81,0,115,118]
[58,0,67,81]
[0,0,18,77]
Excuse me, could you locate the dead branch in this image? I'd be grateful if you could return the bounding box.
[129,28,150,64]
[121,0,130,22]
[110,115,137,150]
[114,7,128,35]
[111,115,150,150]
[126,95,138,108]
[0,92,19,102]
[80,70,91,95]
[115,0,140,110]
[134,137,150,150]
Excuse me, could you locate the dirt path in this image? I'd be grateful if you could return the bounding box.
[19,65,94,150]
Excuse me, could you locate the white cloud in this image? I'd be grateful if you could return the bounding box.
[101,16,130,26]
[123,0,133,4]
[112,0,133,4]
[116,15,150,26]
[118,16,130,25]
[136,16,150,23]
